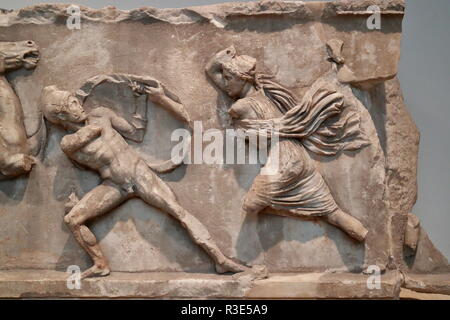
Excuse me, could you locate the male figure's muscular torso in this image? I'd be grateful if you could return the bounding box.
[60,107,142,188]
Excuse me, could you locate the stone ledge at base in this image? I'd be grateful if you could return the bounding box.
[404,273,450,296]
[400,288,450,300]
[0,270,403,299]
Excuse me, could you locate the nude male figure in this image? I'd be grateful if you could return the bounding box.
[40,80,250,278]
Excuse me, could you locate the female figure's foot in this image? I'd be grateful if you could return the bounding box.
[361,263,386,275]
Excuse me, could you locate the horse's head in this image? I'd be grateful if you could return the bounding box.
[0,40,40,74]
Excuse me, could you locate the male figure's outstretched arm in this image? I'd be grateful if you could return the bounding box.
[144,81,191,127]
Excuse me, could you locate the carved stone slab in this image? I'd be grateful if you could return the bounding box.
[0,0,448,299]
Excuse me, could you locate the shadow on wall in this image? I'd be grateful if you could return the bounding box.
[55,198,214,273]
[235,213,365,272]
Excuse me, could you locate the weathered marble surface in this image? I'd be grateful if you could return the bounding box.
[0,270,403,299]
[0,0,448,298]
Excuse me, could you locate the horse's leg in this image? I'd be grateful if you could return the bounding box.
[0,76,34,177]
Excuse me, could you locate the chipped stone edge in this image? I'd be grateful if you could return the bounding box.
[0,0,405,28]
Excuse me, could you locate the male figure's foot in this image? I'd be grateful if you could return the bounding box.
[361,263,386,275]
[215,258,249,274]
[81,264,111,279]
[215,259,269,280]
[232,265,268,280]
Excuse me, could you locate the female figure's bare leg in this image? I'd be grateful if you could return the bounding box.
[238,189,268,266]
[324,209,368,242]
[64,182,129,279]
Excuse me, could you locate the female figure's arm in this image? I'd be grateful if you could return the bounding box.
[229,99,281,138]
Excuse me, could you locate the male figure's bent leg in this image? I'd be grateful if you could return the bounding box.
[64,181,129,278]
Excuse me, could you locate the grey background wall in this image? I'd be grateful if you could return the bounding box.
[1,0,449,260]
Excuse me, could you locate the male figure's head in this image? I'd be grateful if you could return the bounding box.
[40,85,87,130]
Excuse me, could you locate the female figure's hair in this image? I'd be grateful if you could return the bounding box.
[222,53,370,156]
[222,54,297,115]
